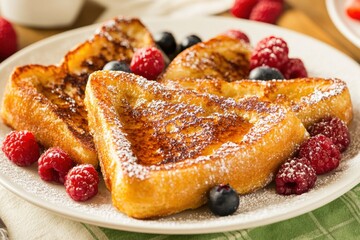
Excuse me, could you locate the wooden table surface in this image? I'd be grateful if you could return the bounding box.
[8,0,360,63]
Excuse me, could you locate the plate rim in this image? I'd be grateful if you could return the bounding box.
[0,16,360,235]
[326,0,360,48]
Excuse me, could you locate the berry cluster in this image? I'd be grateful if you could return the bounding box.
[103,32,204,80]
[103,46,165,80]
[275,117,350,195]
[231,0,284,24]
[1,130,99,202]
[250,36,308,80]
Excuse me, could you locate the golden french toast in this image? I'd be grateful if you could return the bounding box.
[1,17,155,166]
[160,77,353,128]
[159,35,252,82]
[85,71,308,219]
[159,35,352,128]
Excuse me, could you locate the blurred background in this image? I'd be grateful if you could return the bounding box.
[0,0,359,61]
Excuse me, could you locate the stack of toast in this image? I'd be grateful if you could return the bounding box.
[1,17,353,219]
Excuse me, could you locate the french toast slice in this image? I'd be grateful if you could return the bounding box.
[1,17,155,166]
[160,77,353,128]
[159,35,352,128]
[85,71,308,219]
[159,35,251,82]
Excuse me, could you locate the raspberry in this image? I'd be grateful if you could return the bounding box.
[308,117,350,152]
[220,29,250,43]
[275,157,317,195]
[38,147,74,184]
[346,0,360,20]
[130,47,165,80]
[65,164,99,201]
[249,0,284,24]
[250,36,289,70]
[299,134,341,175]
[0,17,17,62]
[2,130,40,167]
[231,0,259,19]
[281,58,308,79]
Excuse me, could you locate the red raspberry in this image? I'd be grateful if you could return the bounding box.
[275,157,317,195]
[231,0,259,19]
[0,17,17,62]
[250,36,289,70]
[220,29,250,44]
[308,117,350,152]
[2,130,40,167]
[249,0,284,24]
[281,58,308,79]
[346,0,360,20]
[38,147,74,184]
[299,134,341,175]
[65,164,99,201]
[130,47,165,80]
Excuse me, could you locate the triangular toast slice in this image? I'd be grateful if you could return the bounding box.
[85,71,308,219]
[159,35,252,82]
[160,77,353,128]
[159,35,352,127]
[1,17,155,166]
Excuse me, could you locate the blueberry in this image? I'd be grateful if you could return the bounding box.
[208,184,239,216]
[154,31,177,56]
[103,61,131,73]
[249,66,284,80]
[180,34,202,52]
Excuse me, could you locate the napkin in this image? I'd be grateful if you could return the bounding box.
[93,0,233,21]
[1,183,360,239]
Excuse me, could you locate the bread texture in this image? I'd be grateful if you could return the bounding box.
[85,71,308,219]
[160,77,353,128]
[159,35,251,82]
[1,17,155,165]
[159,34,352,128]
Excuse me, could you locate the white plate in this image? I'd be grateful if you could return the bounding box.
[0,17,360,235]
[326,0,360,48]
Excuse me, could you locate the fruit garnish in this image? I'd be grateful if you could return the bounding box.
[281,58,308,79]
[130,47,165,80]
[220,29,250,43]
[103,60,131,73]
[179,34,202,52]
[154,31,178,56]
[308,117,350,152]
[38,147,75,184]
[249,66,284,80]
[208,184,239,216]
[299,134,341,175]
[276,157,317,195]
[65,164,99,202]
[250,35,289,70]
[1,130,40,167]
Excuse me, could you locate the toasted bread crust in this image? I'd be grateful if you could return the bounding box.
[85,71,308,219]
[1,17,155,165]
[160,77,353,128]
[159,35,251,82]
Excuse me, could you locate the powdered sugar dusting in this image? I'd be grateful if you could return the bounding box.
[100,74,289,181]
[303,78,346,107]
[1,110,358,231]
[0,17,359,234]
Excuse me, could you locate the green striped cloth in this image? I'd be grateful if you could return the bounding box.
[84,183,360,240]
